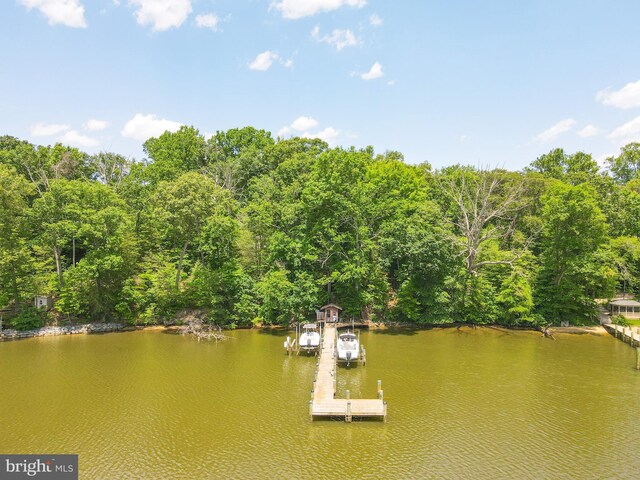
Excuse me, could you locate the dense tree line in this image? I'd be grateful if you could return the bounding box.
[1,129,639,329]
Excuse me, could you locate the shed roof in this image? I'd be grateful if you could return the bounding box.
[610,299,640,307]
[319,304,343,311]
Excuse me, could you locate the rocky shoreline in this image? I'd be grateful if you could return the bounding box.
[0,321,609,341]
[0,323,124,340]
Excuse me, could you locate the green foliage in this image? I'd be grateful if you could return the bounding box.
[535,183,613,325]
[143,126,207,184]
[10,307,45,331]
[1,131,638,330]
[606,143,640,184]
[527,148,599,185]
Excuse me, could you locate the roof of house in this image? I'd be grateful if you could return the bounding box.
[319,304,343,311]
[610,299,640,307]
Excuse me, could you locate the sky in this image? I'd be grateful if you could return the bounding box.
[1,0,640,170]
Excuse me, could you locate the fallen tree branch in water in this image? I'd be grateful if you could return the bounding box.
[180,318,228,341]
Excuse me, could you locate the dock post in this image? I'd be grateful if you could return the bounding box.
[377,380,382,396]
[309,400,313,419]
[636,347,640,371]
[346,401,352,423]
[379,390,384,402]
[346,389,350,400]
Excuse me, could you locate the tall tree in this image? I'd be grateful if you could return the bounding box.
[152,172,235,289]
[606,142,640,184]
[0,165,35,309]
[535,183,616,324]
[143,126,207,184]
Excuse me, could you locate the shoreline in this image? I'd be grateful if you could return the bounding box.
[0,321,608,341]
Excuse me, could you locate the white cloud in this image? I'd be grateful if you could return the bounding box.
[534,118,576,142]
[596,80,640,109]
[311,26,360,51]
[369,14,383,26]
[577,124,600,138]
[61,130,99,148]
[278,116,318,136]
[248,51,292,71]
[31,122,70,136]
[249,51,278,71]
[361,61,384,80]
[195,13,218,30]
[312,126,339,143]
[608,115,640,146]
[84,119,108,131]
[121,113,182,142]
[278,117,339,144]
[277,126,291,137]
[272,0,366,19]
[19,0,87,28]
[291,116,319,131]
[387,80,395,86]
[129,0,192,31]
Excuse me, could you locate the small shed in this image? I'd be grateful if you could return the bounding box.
[317,304,342,323]
[609,299,640,319]
[34,295,53,310]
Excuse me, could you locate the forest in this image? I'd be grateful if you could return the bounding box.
[1,128,639,330]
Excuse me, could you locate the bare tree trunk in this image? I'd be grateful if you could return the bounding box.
[53,247,64,287]
[176,240,189,290]
[11,263,20,311]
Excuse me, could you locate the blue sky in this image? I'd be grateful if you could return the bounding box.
[2,0,640,170]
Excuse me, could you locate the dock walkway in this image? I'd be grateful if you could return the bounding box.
[604,323,640,346]
[309,324,386,422]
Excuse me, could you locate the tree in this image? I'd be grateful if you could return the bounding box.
[0,165,35,309]
[606,142,640,184]
[152,172,235,290]
[535,183,616,324]
[0,139,89,196]
[439,168,528,276]
[610,236,640,295]
[143,126,207,184]
[205,127,276,196]
[89,152,131,187]
[31,180,137,319]
[527,148,599,185]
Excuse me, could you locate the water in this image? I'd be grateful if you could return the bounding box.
[1,327,640,479]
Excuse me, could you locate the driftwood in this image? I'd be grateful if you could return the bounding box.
[180,318,228,341]
[539,324,556,340]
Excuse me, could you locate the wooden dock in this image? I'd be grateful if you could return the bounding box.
[309,324,387,422]
[604,324,640,346]
[604,324,640,370]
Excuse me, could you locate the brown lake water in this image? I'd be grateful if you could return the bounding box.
[1,327,640,479]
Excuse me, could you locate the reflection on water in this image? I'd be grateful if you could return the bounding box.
[1,327,639,479]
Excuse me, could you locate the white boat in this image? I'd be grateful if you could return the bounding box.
[336,330,359,364]
[299,323,321,351]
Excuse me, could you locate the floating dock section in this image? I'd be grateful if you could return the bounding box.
[309,324,387,422]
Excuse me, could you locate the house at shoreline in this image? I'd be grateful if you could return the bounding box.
[609,299,640,319]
